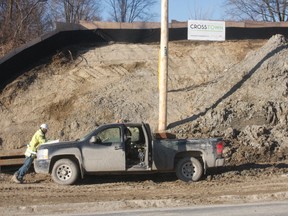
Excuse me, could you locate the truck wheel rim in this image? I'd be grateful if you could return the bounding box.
[182,162,195,178]
[56,165,72,181]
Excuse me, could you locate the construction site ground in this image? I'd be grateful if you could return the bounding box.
[1,163,288,215]
[1,35,288,215]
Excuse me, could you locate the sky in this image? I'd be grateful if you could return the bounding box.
[151,0,226,22]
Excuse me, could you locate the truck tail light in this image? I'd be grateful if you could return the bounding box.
[216,141,224,157]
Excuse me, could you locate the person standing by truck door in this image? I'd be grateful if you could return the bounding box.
[11,124,48,183]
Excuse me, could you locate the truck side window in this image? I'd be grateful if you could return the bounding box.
[127,126,145,144]
[97,127,121,143]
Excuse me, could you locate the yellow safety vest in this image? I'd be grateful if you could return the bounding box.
[25,129,47,157]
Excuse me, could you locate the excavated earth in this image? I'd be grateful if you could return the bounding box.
[1,34,288,215]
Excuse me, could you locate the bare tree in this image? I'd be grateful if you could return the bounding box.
[0,0,103,57]
[0,0,51,56]
[189,2,214,20]
[50,0,102,23]
[106,0,157,22]
[224,0,288,21]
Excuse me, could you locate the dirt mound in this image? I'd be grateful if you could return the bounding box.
[1,36,287,166]
[170,34,288,165]
[2,35,288,214]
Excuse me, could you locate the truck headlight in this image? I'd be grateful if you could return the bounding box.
[37,149,49,160]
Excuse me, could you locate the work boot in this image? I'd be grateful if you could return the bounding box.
[11,174,21,184]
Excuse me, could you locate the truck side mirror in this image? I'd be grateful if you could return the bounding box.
[90,136,101,144]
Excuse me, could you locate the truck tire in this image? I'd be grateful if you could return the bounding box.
[176,157,203,182]
[51,158,79,185]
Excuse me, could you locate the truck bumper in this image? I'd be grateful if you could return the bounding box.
[34,159,50,174]
[215,158,225,167]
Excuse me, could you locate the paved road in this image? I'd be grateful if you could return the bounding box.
[75,201,288,216]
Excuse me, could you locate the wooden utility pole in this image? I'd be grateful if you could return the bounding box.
[158,0,169,132]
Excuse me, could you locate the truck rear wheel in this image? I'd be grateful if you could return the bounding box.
[51,159,79,185]
[176,157,203,182]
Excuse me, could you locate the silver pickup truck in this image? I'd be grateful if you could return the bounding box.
[34,122,225,185]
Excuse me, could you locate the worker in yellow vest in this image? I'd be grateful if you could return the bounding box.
[12,124,48,184]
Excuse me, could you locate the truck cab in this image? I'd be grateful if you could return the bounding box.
[81,123,152,172]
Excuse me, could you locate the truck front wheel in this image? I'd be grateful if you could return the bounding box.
[176,157,203,182]
[51,159,79,185]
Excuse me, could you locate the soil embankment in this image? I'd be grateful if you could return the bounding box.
[0,35,288,214]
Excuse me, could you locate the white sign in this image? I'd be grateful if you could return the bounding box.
[188,20,226,41]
